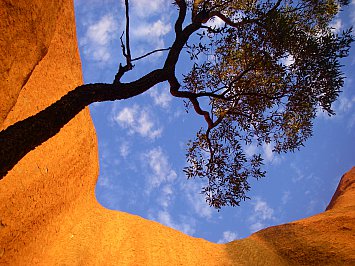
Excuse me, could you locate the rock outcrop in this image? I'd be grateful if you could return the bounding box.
[0,0,354,265]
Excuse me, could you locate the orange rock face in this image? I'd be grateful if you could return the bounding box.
[0,1,354,265]
[0,1,62,125]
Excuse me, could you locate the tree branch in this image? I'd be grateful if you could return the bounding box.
[208,11,258,28]
[222,67,254,96]
[124,0,132,66]
[113,0,133,84]
[226,91,286,101]
[0,68,167,179]
[168,74,214,128]
[131,47,171,62]
[174,0,187,35]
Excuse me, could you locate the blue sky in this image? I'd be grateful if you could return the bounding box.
[74,0,355,243]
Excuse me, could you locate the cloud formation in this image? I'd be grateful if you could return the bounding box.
[120,0,172,55]
[148,86,173,109]
[155,210,195,235]
[249,197,275,233]
[205,16,224,28]
[80,14,119,63]
[330,18,343,33]
[217,231,238,243]
[144,147,177,190]
[119,142,130,158]
[113,105,163,139]
[129,0,168,18]
[131,19,171,49]
[262,142,281,164]
[183,181,213,219]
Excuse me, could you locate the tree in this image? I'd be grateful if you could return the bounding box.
[0,0,353,209]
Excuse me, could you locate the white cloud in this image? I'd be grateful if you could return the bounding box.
[244,143,258,157]
[113,105,163,139]
[281,191,291,205]
[254,198,274,220]
[138,112,160,137]
[278,52,295,67]
[217,231,238,244]
[80,14,119,63]
[330,18,343,33]
[280,54,295,67]
[249,197,275,233]
[98,174,114,189]
[262,142,281,164]
[336,95,355,114]
[144,147,177,190]
[157,184,174,208]
[155,210,195,235]
[291,163,305,183]
[86,15,117,45]
[148,86,172,109]
[316,105,333,119]
[132,19,171,49]
[129,0,168,18]
[263,143,273,162]
[119,142,130,158]
[317,93,355,120]
[140,147,177,209]
[116,0,172,60]
[205,16,225,28]
[249,222,265,233]
[116,106,135,124]
[133,20,171,39]
[183,181,213,219]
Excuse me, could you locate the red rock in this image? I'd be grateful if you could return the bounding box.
[0,1,354,265]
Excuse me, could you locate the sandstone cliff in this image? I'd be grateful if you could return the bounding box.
[0,1,354,265]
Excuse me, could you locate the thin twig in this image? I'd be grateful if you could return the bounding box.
[125,0,132,67]
[113,0,133,84]
[132,47,172,62]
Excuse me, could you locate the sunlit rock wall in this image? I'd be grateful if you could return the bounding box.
[0,1,354,265]
[0,0,99,264]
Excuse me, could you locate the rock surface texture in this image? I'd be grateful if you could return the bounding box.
[0,1,354,265]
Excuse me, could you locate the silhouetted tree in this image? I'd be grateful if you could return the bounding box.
[0,0,353,208]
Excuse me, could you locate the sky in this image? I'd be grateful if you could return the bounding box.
[74,0,355,243]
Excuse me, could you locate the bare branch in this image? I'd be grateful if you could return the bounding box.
[124,0,132,66]
[131,47,171,62]
[113,0,133,84]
